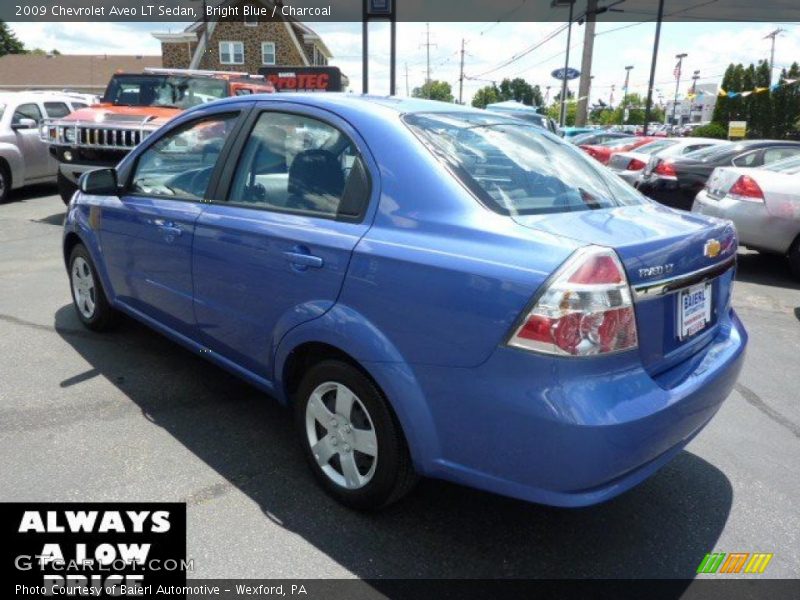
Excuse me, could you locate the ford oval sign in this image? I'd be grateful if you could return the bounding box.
[551,67,581,81]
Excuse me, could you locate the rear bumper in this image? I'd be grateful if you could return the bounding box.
[692,189,797,254]
[414,309,747,507]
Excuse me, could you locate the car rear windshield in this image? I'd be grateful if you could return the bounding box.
[102,75,229,109]
[404,112,646,216]
[683,143,737,161]
[765,154,800,173]
[634,139,677,154]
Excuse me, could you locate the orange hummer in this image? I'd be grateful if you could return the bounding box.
[41,68,274,203]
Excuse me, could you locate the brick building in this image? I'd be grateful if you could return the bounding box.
[152,0,337,78]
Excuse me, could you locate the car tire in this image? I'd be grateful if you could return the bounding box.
[294,359,418,510]
[788,236,800,281]
[0,162,10,204]
[58,170,78,205]
[68,244,118,331]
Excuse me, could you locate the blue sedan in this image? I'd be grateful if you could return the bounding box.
[63,94,746,510]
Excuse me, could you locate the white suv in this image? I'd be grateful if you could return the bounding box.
[0,92,91,203]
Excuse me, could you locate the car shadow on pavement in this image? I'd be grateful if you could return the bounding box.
[735,250,800,290]
[54,304,732,581]
[4,183,58,204]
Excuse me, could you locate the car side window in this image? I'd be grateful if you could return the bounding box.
[44,102,71,118]
[12,103,43,124]
[732,150,759,167]
[763,147,800,165]
[228,111,370,220]
[130,113,238,201]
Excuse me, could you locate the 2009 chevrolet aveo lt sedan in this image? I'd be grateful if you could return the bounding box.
[63,94,746,510]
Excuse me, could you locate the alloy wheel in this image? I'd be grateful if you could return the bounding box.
[305,381,378,490]
[71,256,96,319]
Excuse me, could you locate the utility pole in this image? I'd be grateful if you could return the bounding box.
[405,62,409,96]
[671,52,688,127]
[419,23,437,98]
[555,0,575,127]
[621,65,633,124]
[764,28,785,84]
[545,85,551,104]
[458,38,466,105]
[575,0,597,126]
[643,0,665,136]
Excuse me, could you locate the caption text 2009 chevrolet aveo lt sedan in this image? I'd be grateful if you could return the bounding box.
[63,95,747,510]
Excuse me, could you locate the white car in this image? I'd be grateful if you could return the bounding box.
[0,92,91,203]
[608,137,728,187]
[693,155,800,278]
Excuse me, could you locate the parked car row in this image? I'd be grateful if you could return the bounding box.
[587,131,800,278]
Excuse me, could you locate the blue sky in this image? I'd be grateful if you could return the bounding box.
[9,20,800,104]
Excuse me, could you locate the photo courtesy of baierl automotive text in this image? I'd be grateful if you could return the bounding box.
[1,1,799,599]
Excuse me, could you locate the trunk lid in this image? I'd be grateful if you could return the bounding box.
[705,167,743,200]
[513,203,737,376]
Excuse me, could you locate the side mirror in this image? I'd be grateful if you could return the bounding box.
[11,118,37,130]
[79,168,118,196]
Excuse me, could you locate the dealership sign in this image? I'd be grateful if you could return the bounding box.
[728,120,747,139]
[551,67,581,81]
[258,67,345,92]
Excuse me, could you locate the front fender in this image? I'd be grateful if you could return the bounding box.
[63,200,116,305]
[0,143,25,188]
[273,303,441,474]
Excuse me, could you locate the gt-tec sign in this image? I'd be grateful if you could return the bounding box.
[258,67,344,92]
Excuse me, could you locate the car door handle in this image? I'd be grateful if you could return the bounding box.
[155,220,183,237]
[283,250,323,269]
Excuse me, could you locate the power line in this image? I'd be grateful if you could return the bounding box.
[468,23,568,79]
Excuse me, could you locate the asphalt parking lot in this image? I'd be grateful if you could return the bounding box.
[1,186,798,581]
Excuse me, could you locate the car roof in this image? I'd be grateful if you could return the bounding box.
[0,91,83,103]
[205,93,474,115]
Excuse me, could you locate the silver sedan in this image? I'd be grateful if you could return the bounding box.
[608,137,727,186]
[693,155,800,278]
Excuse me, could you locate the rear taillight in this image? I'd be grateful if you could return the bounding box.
[727,175,764,203]
[654,160,677,177]
[508,246,638,356]
[627,158,646,171]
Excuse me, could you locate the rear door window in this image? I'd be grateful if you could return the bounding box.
[44,102,71,118]
[227,111,370,220]
[732,150,760,167]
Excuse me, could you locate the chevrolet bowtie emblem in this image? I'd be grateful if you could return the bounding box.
[704,239,721,258]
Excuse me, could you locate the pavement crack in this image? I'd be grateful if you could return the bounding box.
[0,313,105,341]
[735,383,800,440]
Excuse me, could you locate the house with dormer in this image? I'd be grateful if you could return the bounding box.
[152,0,339,80]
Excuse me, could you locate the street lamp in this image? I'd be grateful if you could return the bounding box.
[552,0,575,127]
[671,52,688,127]
[621,65,633,124]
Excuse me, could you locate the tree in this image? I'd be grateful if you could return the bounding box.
[498,78,543,107]
[546,100,578,126]
[412,80,454,103]
[471,84,501,109]
[0,20,25,56]
[772,63,800,139]
[749,60,773,138]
